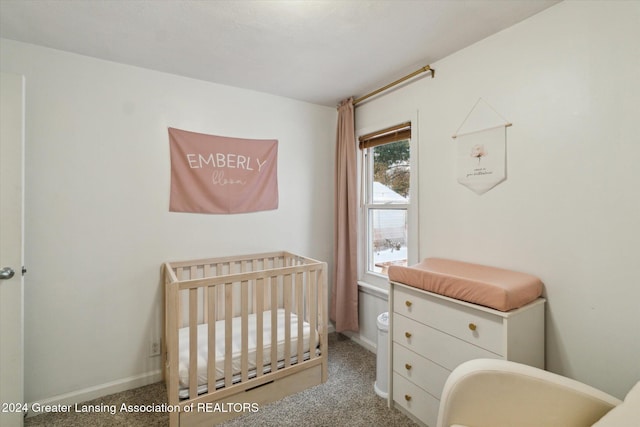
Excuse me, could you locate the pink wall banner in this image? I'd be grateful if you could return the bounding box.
[169,127,278,214]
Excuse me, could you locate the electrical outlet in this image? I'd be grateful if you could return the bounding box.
[150,339,161,357]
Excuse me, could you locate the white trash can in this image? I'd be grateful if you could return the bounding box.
[374,312,389,398]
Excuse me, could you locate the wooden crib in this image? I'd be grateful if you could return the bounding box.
[163,251,328,427]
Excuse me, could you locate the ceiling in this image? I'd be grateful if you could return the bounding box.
[0,0,560,107]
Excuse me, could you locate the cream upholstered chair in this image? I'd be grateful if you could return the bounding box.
[437,359,639,427]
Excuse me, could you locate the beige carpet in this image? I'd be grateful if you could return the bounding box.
[25,333,418,426]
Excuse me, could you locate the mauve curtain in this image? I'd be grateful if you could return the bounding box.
[330,98,359,333]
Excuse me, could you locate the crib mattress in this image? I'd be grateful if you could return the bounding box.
[388,258,543,312]
[178,309,317,397]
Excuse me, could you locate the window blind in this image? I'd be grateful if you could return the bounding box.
[358,122,411,150]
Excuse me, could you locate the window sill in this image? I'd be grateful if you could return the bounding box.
[357,280,389,300]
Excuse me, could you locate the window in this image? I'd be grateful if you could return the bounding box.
[359,121,417,285]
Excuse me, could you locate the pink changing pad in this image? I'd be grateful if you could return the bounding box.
[388,258,543,312]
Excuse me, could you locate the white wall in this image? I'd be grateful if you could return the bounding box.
[356,1,640,399]
[0,39,336,404]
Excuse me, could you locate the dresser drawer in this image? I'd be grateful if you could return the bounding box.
[393,313,500,371]
[393,373,440,427]
[394,285,504,354]
[393,342,450,399]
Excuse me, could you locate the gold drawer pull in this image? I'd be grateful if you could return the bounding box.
[405,363,412,370]
[405,394,412,401]
[468,323,477,331]
[405,331,412,339]
[405,300,412,308]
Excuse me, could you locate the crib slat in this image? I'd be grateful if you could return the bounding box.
[296,271,304,362]
[241,280,249,382]
[270,276,277,373]
[177,267,184,327]
[188,288,198,399]
[305,270,312,327]
[251,259,258,313]
[255,277,264,378]
[203,265,211,323]
[216,264,224,320]
[207,284,216,392]
[217,285,224,322]
[319,264,328,383]
[224,283,233,388]
[284,273,292,368]
[263,258,270,308]
[309,269,317,359]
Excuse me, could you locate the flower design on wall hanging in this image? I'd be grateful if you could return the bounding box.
[470,144,487,163]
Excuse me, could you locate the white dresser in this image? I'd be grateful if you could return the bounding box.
[389,282,545,427]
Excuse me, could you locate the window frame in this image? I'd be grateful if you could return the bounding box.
[357,114,419,289]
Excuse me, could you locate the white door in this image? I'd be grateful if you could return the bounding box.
[0,72,25,426]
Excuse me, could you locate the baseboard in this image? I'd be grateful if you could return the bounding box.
[342,330,378,354]
[26,369,162,418]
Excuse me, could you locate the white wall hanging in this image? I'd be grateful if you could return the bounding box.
[452,98,512,195]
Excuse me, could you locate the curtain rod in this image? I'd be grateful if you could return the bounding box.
[353,65,434,106]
